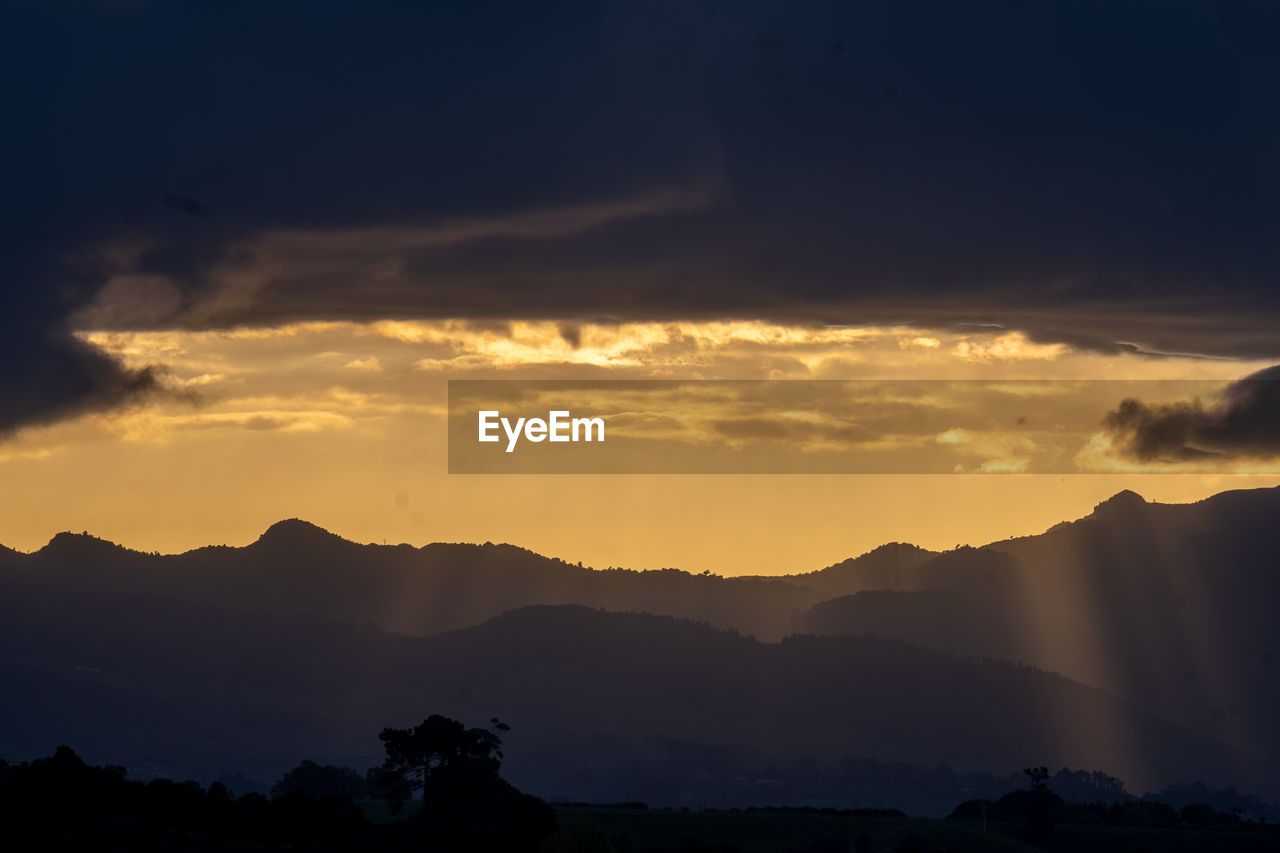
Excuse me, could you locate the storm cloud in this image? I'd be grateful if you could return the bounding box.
[7,0,1280,428]
[0,329,159,435]
[1102,366,1280,462]
[0,251,162,434]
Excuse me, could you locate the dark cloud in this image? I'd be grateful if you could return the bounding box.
[0,327,161,435]
[0,243,163,434]
[558,324,583,349]
[1102,366,1280,462]
[7,1,1280,428]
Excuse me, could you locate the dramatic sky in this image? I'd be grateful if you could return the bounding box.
[4,1,1279,571]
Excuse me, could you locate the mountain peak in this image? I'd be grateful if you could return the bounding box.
[253,519,345,548]
[1091,490,1148,516]
[36,531,129,559]
[866,542,930,557]
[818,541,932,573]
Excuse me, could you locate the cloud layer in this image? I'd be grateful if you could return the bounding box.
[8,1,1280,428]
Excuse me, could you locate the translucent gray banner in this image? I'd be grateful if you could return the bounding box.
[448,378,1278,474]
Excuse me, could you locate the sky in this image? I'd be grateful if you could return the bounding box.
[4,1,1280,573]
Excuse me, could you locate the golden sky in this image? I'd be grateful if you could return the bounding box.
[0,320,1275,574]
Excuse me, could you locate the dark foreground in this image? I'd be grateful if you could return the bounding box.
[3,744,1277,853]
[5,801,1277,852]
[552,805,1280,853]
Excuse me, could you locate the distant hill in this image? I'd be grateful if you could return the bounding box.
[8,519,822,640]
[6,486,1280,804]
[0,576,1251,808]
[750,542,939,598]
[801,588,1015,657]
[794,486,1280,764]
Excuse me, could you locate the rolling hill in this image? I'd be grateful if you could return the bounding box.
[4,486,1280,807]
[794,487,1280,762]
[0,577,1250,808]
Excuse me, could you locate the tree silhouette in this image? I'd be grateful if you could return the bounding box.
[378,714,508,801]
[1020,765,1058,843]
[271,759,365,800]
[1024,766,1050,791]
[374,715,554,851]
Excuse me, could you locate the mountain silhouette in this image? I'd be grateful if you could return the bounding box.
[0,577,1247,807]
[19,527,824,640]
[35,531,135,562]
[763,542,939,597]
[1087,487,1148,515]
[4,486,1280,806]
[252,517,353,550]
[793,486,1280,771]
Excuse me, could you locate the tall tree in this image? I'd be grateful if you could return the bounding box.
[374,715,554,851]
[378,714,508,802]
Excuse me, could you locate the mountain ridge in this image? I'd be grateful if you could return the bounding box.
[5,486,1279,646]
[0,581,1253,807]
[4,486,1280,806]
[16,485,1280,575]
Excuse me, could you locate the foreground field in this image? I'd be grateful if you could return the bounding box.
[548,806,1280,853]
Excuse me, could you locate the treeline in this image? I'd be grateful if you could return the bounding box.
[0,715,556,852]
[950,766,1270,845]
[951,792,1255,829]
[0,746,372,848]
[3,739,1275,852]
